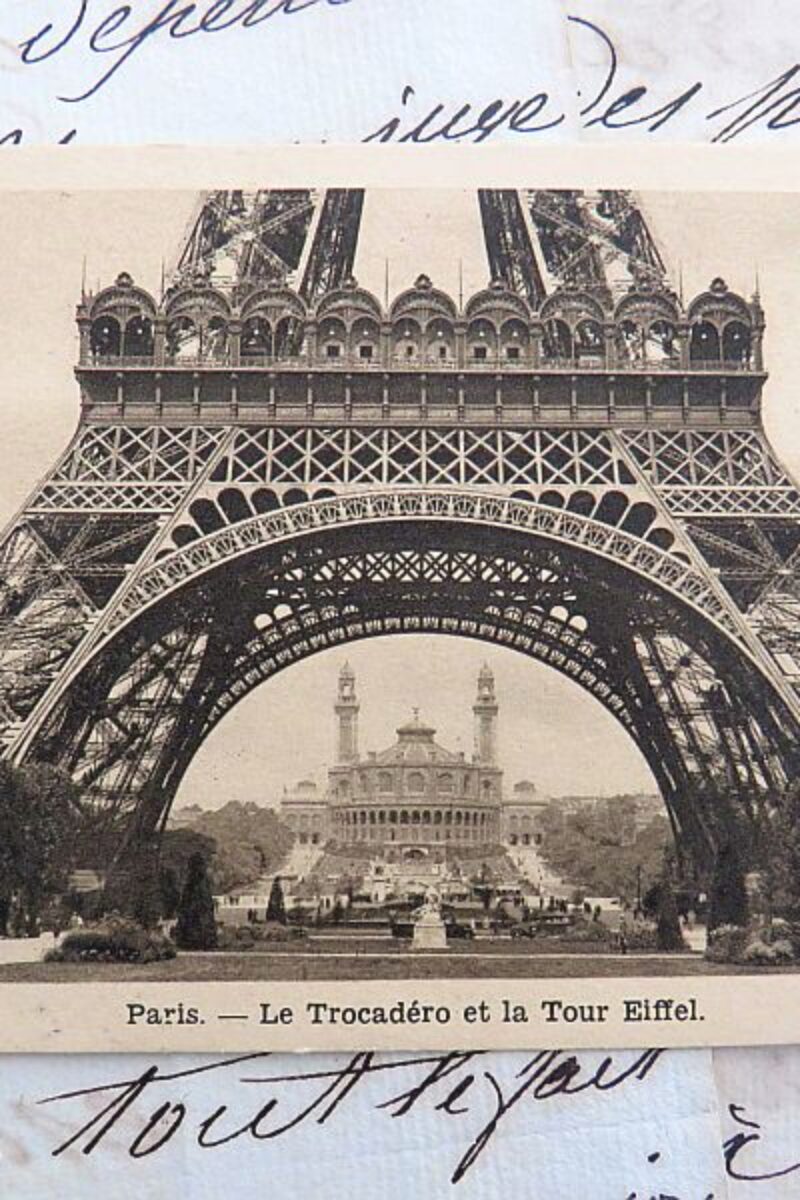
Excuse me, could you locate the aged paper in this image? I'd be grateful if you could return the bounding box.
[0,1047,728,1200]
[1,145,800,1053]
[3,0,800,149]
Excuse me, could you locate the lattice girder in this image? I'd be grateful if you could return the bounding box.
[20,511,799,870]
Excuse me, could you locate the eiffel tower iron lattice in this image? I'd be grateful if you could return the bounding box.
[3,185,800,877]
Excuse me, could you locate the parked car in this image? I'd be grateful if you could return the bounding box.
[534,912,575,935]
[446,920,475,940]
[510,913,576,939]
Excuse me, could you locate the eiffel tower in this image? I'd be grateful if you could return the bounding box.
[2,185,800,879]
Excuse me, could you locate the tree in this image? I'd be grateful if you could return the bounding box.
[536,799,672,903]
[174,853,217,949]
[707,837,749,931]
[131,850,164,930]
[160,828,216,876]
[159,866,182,920]
[654,864,685,951]
[761,781,800,919]
[266,876,286,924]
[0,761,83,933]
[187,802,294,890]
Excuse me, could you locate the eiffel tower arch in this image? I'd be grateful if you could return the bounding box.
[3,186,800,880]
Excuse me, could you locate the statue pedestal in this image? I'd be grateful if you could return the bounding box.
[412,913,447,950]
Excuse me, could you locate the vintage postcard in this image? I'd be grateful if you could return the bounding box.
[2,146,800,1052]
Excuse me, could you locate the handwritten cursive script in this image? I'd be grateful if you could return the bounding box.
[18,0,357,104]
[723,1101,800,1183]
[365,16,800,144]
[39,1048,662,1184]
[6,10,800,145]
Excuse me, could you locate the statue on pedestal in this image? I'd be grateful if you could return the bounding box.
[412,888,447,950]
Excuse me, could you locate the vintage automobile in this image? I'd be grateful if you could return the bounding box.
[510,913,576,939]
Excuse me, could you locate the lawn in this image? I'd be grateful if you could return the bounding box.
[0,940,793,982]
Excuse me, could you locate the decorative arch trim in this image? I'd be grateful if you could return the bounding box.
[100,488,742,645]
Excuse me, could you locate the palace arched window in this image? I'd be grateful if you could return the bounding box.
[407,772,425,793]
[575,319,604,364]
[351,317,381,362]
[425,319,455,363]
[90,315,121,358]
[646,319,678,364]
[206,316,228,361]
[392,317,422,361]
[320,316,347,361]
[500,318,530,362]
[241,316,273,358]
[723,320,752,365]
[378,771,393,793]
[437,773,454,794]
[167,312,229,362]
[690,320,721,362]
[167,315,199,361]
[400,810,409,825]
[274,315,304,358]
[124,316,154,357]
[467,318,498,362]
[616,319,644,366]
[543,317,572,362]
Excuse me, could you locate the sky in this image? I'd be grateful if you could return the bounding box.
[1,187,799,808]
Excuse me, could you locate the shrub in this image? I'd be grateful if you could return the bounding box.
[174,853,217,950]
[215,921,307,951]
[44,915,176,964]
[216,925,248,951]
[624,924,662,952]
[562,919,614,944]
[706,922,796,965]
[705,923,749,964]
[742,937,794,965]
[258,921,306,943]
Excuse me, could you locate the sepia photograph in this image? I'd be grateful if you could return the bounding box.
[3,160,800,1025]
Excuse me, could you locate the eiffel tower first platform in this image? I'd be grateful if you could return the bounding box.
[3,185,800,875]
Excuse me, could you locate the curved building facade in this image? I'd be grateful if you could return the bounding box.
[281,664,511,854]
[328,663,503,851]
